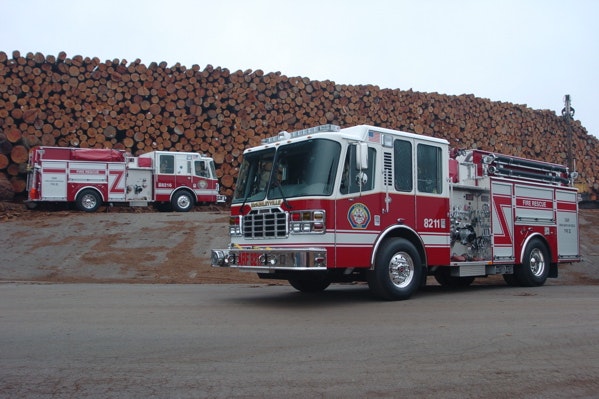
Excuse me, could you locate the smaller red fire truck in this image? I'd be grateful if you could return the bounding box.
[212,124,580,300]
[26,146,226,212]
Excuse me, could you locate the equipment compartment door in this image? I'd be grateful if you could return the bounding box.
[491,181,515,260]
[107,164,126,201]
[40,161,67,200]
[556,190,579,258]
[125,169,153,201]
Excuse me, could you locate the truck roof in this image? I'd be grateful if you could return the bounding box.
[341,125,449,145]
[32,146,127,162]
[139,150,212,159]
[249,124,448,154]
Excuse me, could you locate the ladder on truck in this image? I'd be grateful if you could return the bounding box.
[482,151,571,186]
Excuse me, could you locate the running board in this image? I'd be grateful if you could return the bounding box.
[448,262,514,277]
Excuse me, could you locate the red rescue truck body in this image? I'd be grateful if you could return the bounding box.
[26,146,226,212]
[211,124,580,300]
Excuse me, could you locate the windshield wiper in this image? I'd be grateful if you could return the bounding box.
[239,173,254,214]
[239,190,250,214]
[269,179,293,209]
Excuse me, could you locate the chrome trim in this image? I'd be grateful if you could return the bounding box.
[242,208,288,239]
[211,247,327,272]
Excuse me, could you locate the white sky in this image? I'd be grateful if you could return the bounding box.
[2,0,598,138]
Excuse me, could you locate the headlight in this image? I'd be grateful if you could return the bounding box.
[289,210,326,234]
[211,250,228,267]
[229,216,242,236]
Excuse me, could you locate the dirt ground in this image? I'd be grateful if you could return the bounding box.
[1,201,598,286]
[0,202,263,285]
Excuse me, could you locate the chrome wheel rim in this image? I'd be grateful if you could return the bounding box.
[177,195,191,210]
[81,194,97,209]
[529,248,546,277]
[388,251,414,288]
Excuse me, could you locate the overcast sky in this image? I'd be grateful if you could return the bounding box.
[2,0,598,138]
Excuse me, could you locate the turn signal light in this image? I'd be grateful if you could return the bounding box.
[289,210,326,234]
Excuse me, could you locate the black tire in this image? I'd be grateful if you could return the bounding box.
[502,273,519,286]
[367,238,422,300]
[76,189,101,212]
[288,275,331,293]
[155,202,172,212]
[171,191,194,212]
[434,268,475,287]
[25,201,38,210]
[513,238,550,287]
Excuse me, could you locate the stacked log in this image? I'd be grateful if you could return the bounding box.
[1,50,598,200]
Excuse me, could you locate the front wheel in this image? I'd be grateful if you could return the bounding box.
[76,189,102,212]
[171,191,194,212]
[367,238,422,300]
[288,276,331,293]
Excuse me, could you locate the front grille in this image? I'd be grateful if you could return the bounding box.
[243,208,288,239]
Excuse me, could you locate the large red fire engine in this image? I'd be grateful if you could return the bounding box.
[211,124,580,300]
[26,146,226,212]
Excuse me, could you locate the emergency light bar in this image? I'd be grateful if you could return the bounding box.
[262,124,341,144]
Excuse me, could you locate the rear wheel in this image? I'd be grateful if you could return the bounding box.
[502,273,519,286]
[513,238,550,286]
[171,191,194,212]
[76,189,101,212]
[367,238,422,300]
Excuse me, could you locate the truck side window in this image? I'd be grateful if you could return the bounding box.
[417,144,442,194]
[340,145,376,194]
[394,139,413,192]
[159,155,174,174]
[195,161,208,177]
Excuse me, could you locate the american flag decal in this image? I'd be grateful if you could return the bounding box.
[368,130,381,143]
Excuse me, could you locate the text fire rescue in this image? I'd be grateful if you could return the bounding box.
[212,124,580,300]
[26,146,226,212]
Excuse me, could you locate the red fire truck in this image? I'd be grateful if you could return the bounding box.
[211,124,580,300]
[26,146,226,212]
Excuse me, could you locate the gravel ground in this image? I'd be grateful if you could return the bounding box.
[0,202,598,286]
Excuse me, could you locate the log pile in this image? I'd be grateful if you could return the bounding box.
[1,50,598,200]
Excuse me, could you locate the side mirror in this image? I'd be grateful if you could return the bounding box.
[355,143,368,170]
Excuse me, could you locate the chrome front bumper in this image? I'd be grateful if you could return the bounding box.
[211,247,327,272]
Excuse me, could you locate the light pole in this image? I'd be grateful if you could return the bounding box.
[561,94,575,171]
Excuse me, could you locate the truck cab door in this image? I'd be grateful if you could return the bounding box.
[335,144,378,268]
[414,143,450,265]
[174,154,193,187]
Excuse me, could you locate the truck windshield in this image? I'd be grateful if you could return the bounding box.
[232,139,341,203]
